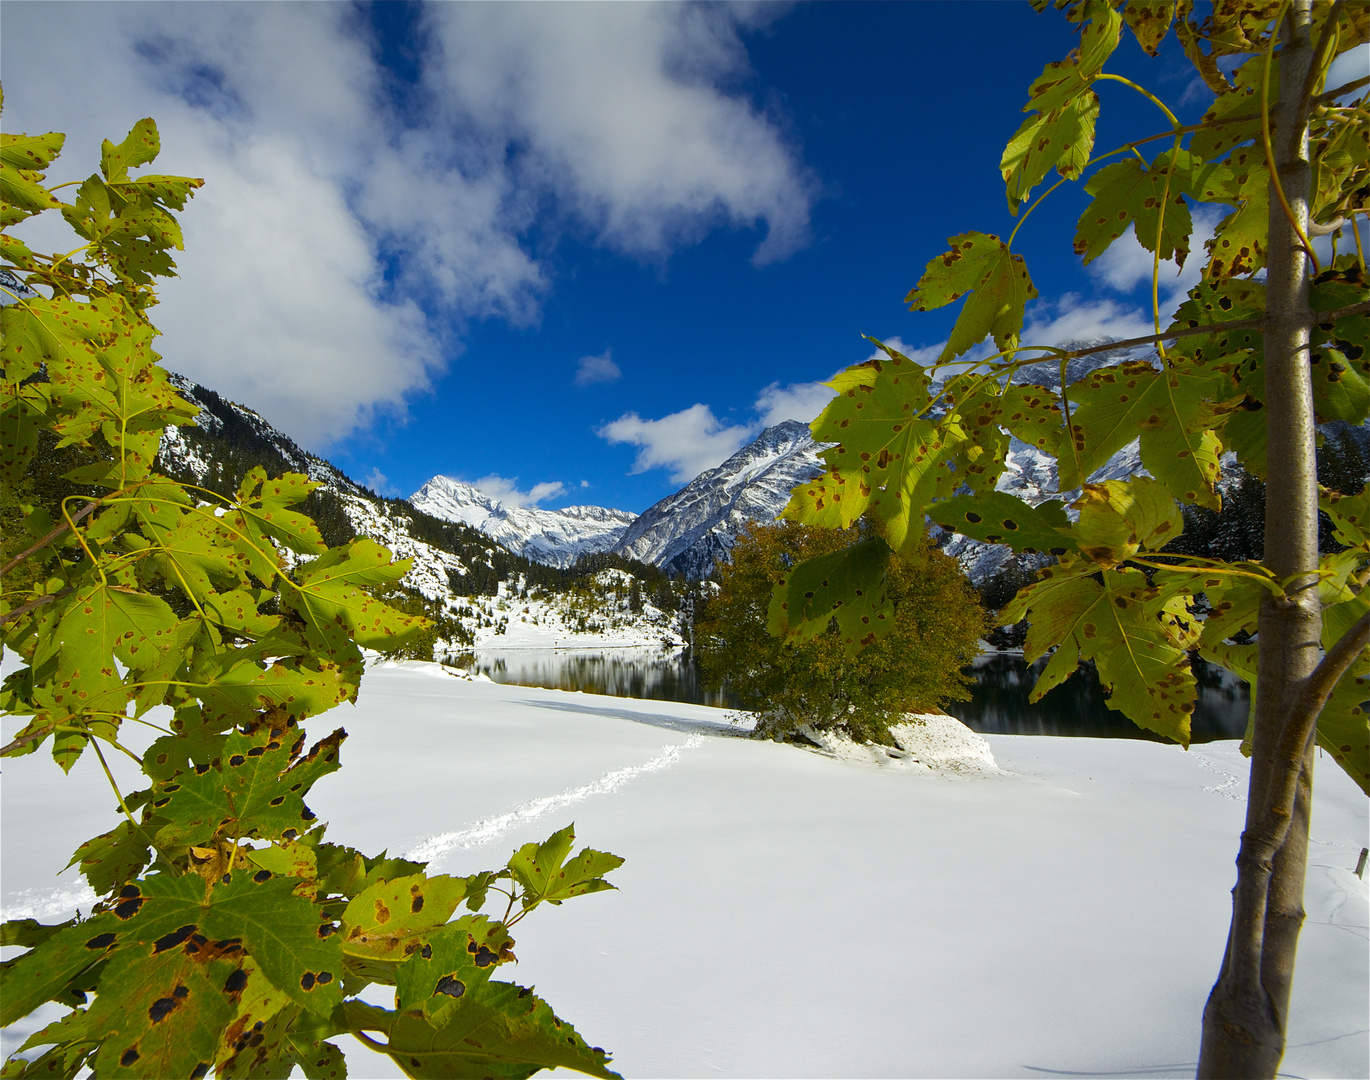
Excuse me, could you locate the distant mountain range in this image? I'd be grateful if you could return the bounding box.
[158,353,1370,612]
[409,419,827,579]
[409,476,638,570]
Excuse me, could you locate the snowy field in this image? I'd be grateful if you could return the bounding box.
[3,657,1366,1079]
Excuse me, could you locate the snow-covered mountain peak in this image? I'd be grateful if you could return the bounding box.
[409,475,636,569]
[610,419,828,579]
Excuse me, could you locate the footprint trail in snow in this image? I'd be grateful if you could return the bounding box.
[405,735,702,867]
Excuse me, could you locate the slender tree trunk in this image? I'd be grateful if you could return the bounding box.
[1197,4,1322,1077]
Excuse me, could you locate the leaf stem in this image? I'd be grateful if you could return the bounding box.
[1096,72,1182,128]
[90,737,140,834]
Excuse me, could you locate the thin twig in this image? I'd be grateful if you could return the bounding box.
[1301,608,1370,715]
[1024,298,1368,363]
[0,587,71,628]
[1312,74,1369,105]
[1,499,101,577]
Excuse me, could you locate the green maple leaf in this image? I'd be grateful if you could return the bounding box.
[1020,0,1123,116]
[1121,1,1178,56]
[1072,478,1184,566]
[790,341,963,550]
[99,119,160,183]
[84,943,237,1079]
[1073,152,1194,268]
[929,493,1075,555]
[906,233,1037,362]
[153,726,343,848]
[1059,357,1235,508]
[344,986,621,1080]
[767,537,896,653]
[1001,92,1100,213]
[506,824,624,910]
[1316,652,1369,797]
[1004,561,1197,744]
[1204,147,1269,278]
[286,538,429,656]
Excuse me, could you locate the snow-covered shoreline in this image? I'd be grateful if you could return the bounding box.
[3,661,1366,1078]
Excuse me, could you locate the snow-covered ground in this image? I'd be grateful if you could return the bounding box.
[3,659,1366,1079]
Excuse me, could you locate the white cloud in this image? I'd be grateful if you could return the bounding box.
[754,379,835,428]
[473,475,567,509]
[598,404,755,483]
[574,349,622,387]
[422,2,815,265]
[1,2,814,448]
[364,468,398,497]
[1088,206,1221,313]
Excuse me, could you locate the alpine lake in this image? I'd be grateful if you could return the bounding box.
[448,646,1251,744]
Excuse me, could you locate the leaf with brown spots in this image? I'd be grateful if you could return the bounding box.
[1072,478,1184,567]
[394,916,505,1027]
[152,726,341,849]
[214,957,303,1079]
[767,537,896,654]
[1019,0,1123,116]
[1002,560,1198,744]
[906,233,1038,363]
[344,983,622,1080]
[997,382,1065,456]
[792,340,964,551]
[1321,488,1370,548]
[1057,357,1236,509]
[1315,652,1370,797]
[928,492,1075,556]
[340,872,474,976]
[1203,147,1269,278]
[1072,151,1197,268]
[136,870,344,1017]
[282,537,428,660]
[85,944,236,1079]
[1121,0,1178,56]
[1309,259,1370,425]
[1001,91,1100,214]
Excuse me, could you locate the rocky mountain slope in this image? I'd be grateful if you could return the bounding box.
[154,375,687,651]
[611,420,827,578]
[408,476,636,569]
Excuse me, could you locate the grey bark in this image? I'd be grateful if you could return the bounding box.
[1196,4,1322,1076]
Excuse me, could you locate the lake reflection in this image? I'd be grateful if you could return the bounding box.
[453,647,1250,743]
[944,653,1250,743]
[457,647,737,709]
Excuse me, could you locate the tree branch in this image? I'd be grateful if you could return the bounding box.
[1313,74,1370,105]
[1,499,101,577]
[0,588,71,628]
[1029,299,1369,362]
[1301,608,1370,715]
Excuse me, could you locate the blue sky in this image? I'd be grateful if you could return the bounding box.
[4,2,1366,514]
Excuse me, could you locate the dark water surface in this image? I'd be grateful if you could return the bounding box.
[457,647,1251,743]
